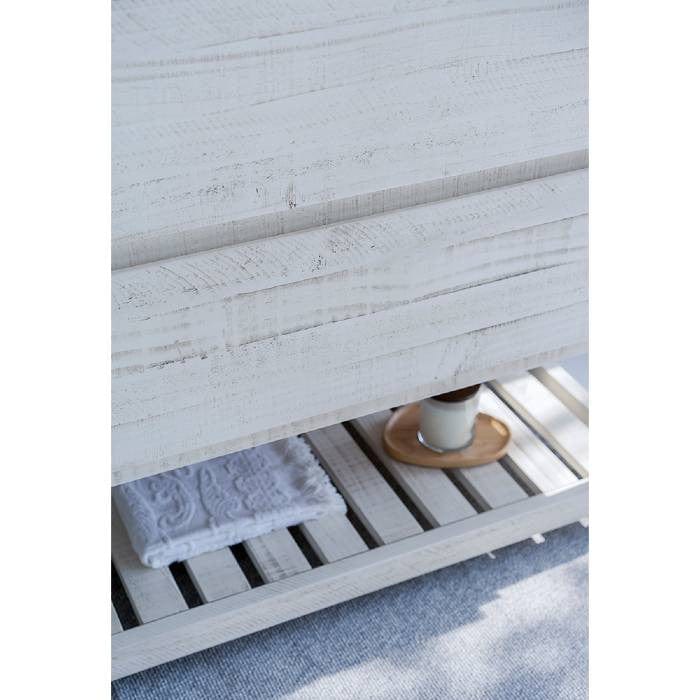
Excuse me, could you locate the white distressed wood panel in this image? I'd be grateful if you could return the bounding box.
[305,424,423,544]
[112,604,122,635]
[491,373,588,477]
[299,513,368,564]
[184,549,250,603]
[351,411,477,526]
[479,388,578,493]
[112,172,588,484]
[243,530,312,583]
[113,170,586,315]
[112,0,588,268]
[531,365,589,425]
[113,302,587,484]
[112,479,588,679]
[452,462,528,511]
[111,504,188,623]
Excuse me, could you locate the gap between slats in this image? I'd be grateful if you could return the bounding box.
[306,424,423,545]
[530,366,589,425]
[112,374,588,629]
[490,372,588,478]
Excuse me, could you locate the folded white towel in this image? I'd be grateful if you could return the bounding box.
[113,437,345,568]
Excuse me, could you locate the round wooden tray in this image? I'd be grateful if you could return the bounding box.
[383,403,511,469]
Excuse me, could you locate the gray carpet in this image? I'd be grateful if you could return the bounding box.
[112,523,588,700]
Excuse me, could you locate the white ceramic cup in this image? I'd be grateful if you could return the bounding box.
[417,385,481,452]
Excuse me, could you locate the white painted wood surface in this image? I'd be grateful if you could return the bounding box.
[112,171,588,484]
[111,504,188,623]
[351,411,477,526]
[305,424,423,544]
[112,479,588,679]
[299,513,368,564]
[243,530,312,583]
[111,604,122,636]
[452,461,528,511]
[531,365,589,425]
[112,0,587,268]
[479,389,579,493]
[184,549,250,603]
[491,373,589,477]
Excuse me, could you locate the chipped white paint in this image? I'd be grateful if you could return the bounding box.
[112,0,587,268]
[112,173,588,484]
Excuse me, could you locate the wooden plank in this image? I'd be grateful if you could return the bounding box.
[491,373,588,477]
[184,549,250,603]
[112,479,588,679]
[112,0,587,268]
[351,411,477,526]
[111,604,122,636]
[111,504,188,624]
[243,530,312,584]
[114,302,587,485]
[112,172,588,484]
[479,388,579,494]
[452,462,528,512]
[306,424,423,544]
[531,365,589,425]
[451,459,545,546]
[299,514,368,564]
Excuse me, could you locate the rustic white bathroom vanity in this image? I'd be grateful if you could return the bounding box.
[111,0,588,678]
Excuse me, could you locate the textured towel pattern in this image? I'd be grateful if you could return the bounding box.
[113,437,345,568]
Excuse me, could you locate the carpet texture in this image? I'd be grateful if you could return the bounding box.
[112,523,588,700]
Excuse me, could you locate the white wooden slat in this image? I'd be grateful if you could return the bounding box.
[111,604,122,635]
[184,549,250,603]
[299,513,368,564]
[112,0,587,268]
[305,424,423,545]
[479,389,578,494]
[531,365,589,425]
[351,411,477,526]
[112,172,588,485]
[491,373,588,477]
[450,460,544,546]
[112,480,588,680]
[452,462,528,511]
[243,530,312,584]
[111,504,188,624]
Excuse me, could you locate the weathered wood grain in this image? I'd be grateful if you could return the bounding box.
[480,388,579,493]
[243,530,312,583]
[111,504,188,623]
[306,425,423,544]
[531,365,589,424]
[112,172,588,484]
[299,513,368,564]
[112,0,587,268]
[452,461,528,512]
[184,549,250,603]
[492,372,588,477]
[112,479,588,679]
[351,411,477,526]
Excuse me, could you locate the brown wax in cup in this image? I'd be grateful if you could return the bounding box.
[431,384,481,403]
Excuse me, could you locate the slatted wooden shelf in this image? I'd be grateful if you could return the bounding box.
[111,366,588,680]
